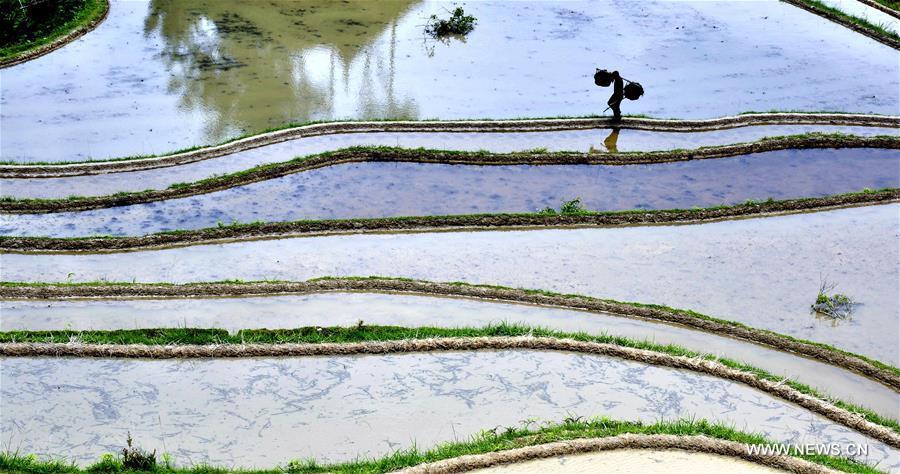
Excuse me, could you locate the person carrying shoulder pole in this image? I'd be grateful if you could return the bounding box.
[607,70,624,121]
[594,68,643,122]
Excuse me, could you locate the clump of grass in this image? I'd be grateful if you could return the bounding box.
[559,198,588,215]
[796,0,899,41]
[812,279,855,320]
[120,433,156,471]
[87,453,121,473]
[0,418,884,473]
[425,7,476,37]
[872,0,899,10]
[540,198,589,216]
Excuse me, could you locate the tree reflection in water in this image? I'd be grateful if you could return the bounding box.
[144,0,420,142]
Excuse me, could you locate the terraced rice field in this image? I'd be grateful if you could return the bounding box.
[1,0,898,473]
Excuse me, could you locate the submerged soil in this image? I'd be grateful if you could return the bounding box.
[2,351,895,468]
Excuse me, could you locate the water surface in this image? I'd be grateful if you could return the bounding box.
[3,148,898,238]
[3,205,897,364]
[1,292,894,414]
[2,351,895,468]
[2,0,897,161]
[2,125,897,193]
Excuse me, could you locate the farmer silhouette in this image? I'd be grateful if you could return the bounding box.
[595,69,642,121]
[607,71,624,121]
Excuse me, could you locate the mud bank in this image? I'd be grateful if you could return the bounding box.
[3,115,897,175]
[5,291,896,414]
[3,205,895,364]
[783,0,899,48]
[3,126,898,199]
[1,190,896,248]
[3,149,898,237]
[404,436,830,474]
[2,278,897,397]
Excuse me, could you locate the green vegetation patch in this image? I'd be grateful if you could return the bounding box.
[811,278,857,321]
[425,7,476,37]
[0,418,885,473]
[872,0,899,10]
[3,322,898,433]
[4,274,899,386]
[1,188,896,248]
[0,0,107,61]
[2,141,898,211]
[787,0,900,44]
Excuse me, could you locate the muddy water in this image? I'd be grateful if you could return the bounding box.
[2,352,896,468]
[2,0,898,162]
[2,126,898,196]
[4,205,896,364]
[3,148,899,238]
[468,449,788,473]
[1,292,895,414]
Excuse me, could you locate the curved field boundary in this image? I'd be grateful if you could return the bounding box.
[398,434,839,474]
[4,336,898,447]
[2,113,896,178]
[0,420,872,473]
[859,0,900,19]
[783,0,900,48]
[3,190,897,251]
[0,0,110,69]
[3,277,897,392]
[3,135,898,214]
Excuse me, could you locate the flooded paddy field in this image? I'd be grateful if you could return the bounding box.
[2,351,895,468]
[3,148,898,238]
[2,0,897,162]
[4,124,897,192]
[2,0,897,469]
[3,205,897,364]
[1,292,894,414]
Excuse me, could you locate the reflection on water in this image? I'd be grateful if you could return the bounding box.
[144,0,419,142]
[1,0,897,161]
[603,128,619,153]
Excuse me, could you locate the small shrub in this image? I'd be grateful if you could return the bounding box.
[559,198,587,215]
[121,433,156,471]
[537,198,590,216]
[425,7,476,37]
[811,279,855,320]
